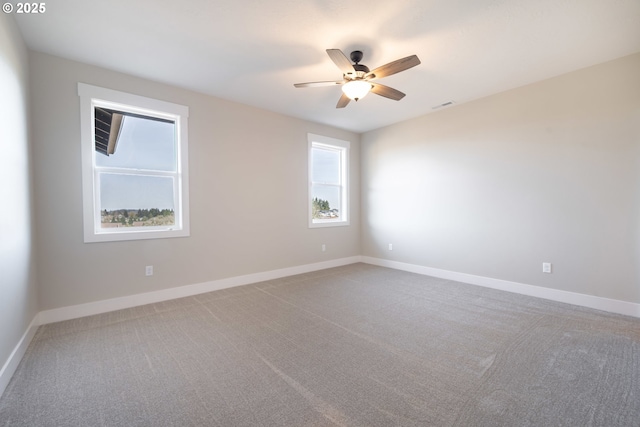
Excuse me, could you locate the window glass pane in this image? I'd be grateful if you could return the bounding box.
[311,184,341,220]
[311,146,340,184]
[99,173,175,228]
[96,114,176,171]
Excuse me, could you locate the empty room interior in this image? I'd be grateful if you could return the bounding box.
[1,1,639,425]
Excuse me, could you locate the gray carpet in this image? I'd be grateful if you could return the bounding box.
[1,263,639,426]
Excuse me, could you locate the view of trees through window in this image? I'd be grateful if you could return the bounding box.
[311,197,339,219]
[101,208,175,228]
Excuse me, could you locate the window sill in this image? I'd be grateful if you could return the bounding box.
[84,227,190,243]
[309,220,350,229]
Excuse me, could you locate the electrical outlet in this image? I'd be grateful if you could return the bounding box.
[145,265,154,276]
[542,263,552,274]
[321,244,326,252]
[388,243,393,251]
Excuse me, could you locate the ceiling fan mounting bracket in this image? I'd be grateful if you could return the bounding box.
[350,50,364,64]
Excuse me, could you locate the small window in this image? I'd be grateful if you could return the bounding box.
[78,83,190,243]
[308,134,350,228]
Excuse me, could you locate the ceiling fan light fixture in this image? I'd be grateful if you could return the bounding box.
[294,49,420,108]
[341,80,371,101]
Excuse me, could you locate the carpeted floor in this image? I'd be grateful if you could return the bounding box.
[1,263,639,426]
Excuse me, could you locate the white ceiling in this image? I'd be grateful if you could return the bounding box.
[14,0,640,133]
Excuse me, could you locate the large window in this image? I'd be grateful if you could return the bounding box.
[308,134,350,228]
[78,83,190,243]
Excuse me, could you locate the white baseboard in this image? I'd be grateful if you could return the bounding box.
[361,256,640,318]
[0,313,40,398]
[37,255,640,325]
[38,256,362,325]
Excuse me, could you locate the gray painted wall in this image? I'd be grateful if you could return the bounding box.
[0,15,38,372]
[361,53,640,304]
[29,52,360,310]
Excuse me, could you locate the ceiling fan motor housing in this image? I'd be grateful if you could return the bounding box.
[353,64,369,73]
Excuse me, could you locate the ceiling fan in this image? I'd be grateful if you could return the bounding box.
[294,49,421,108]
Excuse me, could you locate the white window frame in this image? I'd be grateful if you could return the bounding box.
[78,83,190,243]
[308,133,350,228]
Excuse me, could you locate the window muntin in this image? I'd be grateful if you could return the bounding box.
[79,83,190,242]
[308,134,349,227]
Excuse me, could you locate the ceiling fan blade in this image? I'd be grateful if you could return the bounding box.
[336,93,351,108]
[366,55,420,80]
[294,81,344,88]
[326,49,355,75]
[370,83,406,101]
